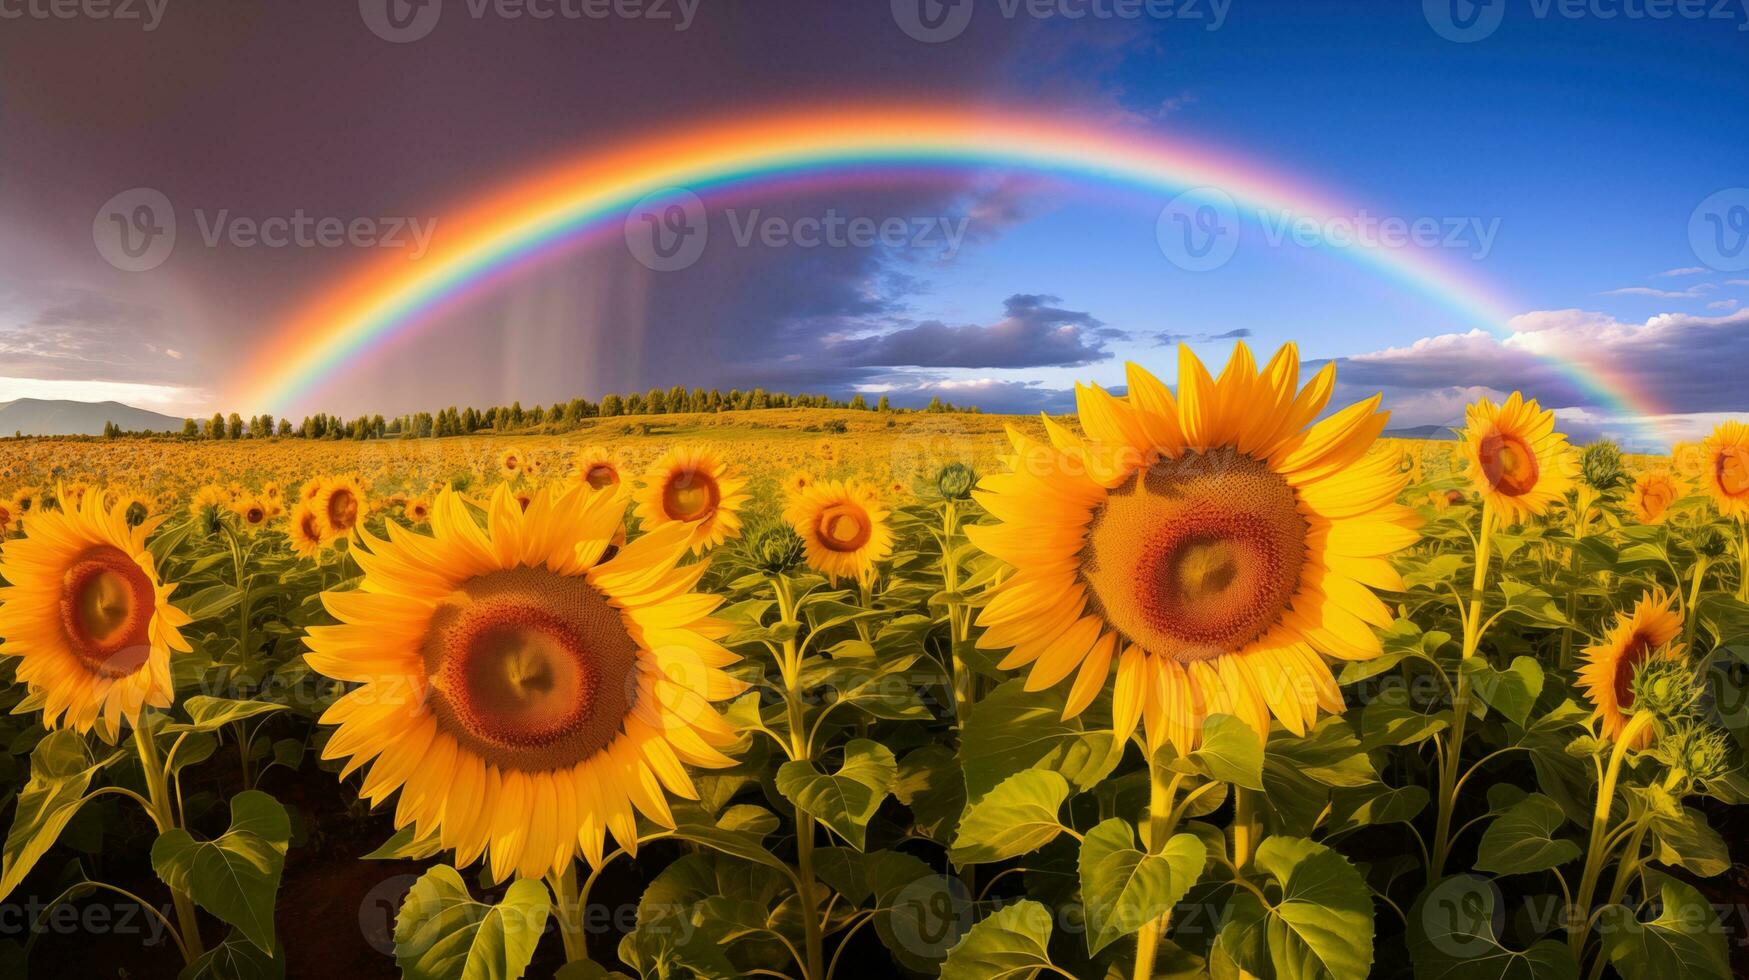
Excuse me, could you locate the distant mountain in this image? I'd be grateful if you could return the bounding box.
[0,399,183,436]
[1383,424,1459,441]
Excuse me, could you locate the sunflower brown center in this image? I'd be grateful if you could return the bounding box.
[327,489,359,531]
[584,464,618,490]
[816,504,871,553]
[1479,431,1539,497]
[662,469,719,522]
[60,546,154,678]
[424,566,637,771]
[1717,448,1749,498]
[1081,448,1307,663]
[1613,631,1654,707]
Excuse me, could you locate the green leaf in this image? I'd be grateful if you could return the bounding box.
[393,865,550,980]
[362,825,445,861]
[176,928,285,980]
[948,770,1071,866]
[1327,783,1429,833]
[1262,717,1375,837]
[1078,820,1206,955]
[1407,875,1578,980]
[959,679,1123,802]
[151,790,291,955]
[1651,806,1732,877]
[1358,700,1449,750]
[0,730,121,902]
[1600,877,1731,980]
[665,803,792,875]
[165,696,287,734]
[1496,581,1572,630]
[1475,794,1581,875]
[939,899,1057,980]
[177,583,243,621]
[1186,714,1264,790]
[1248,836,1375,980]
[776,739,896,850]
[553,962,634,980]
[1461,656,1544,727]
[892,745,966,844]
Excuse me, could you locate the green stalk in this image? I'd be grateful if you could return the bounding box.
[1131,758,1180,980]
[133,727,205,963]
[1431,501,1496,878]
[1559,493,1591,670]
[1738,518,1749,603]
[547,864,586,963]
[941,500,972,727]
[1684,555,1709,654]
[1569,710,1655,960]
[774,575,826,980]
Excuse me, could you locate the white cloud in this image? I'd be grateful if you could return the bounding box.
[1657,267,1708,277]
[0,377,209,415]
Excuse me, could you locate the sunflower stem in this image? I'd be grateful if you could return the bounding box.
[1738,518,1748,603]
[547,864,587,963]
[1558,496,1590,671]
[1132,753,1180,980]
[1569,710,1655,961]
[773,573,827,980]
[1685,555,1709,655]
[133,724,205,964]
[1431,501,1495,879]
[1231,786,1258,872]
[941,500,974,728]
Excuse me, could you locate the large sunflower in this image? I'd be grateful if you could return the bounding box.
[634,445,748,554]
[304,482,744,881]
[1578,588,1684,747]
[967,342,1418,752]
[1460,393,1573,523]
[1700,421,1749,519]
[784,479,893,584]
[288,502,326,559]
[0,487,192,737]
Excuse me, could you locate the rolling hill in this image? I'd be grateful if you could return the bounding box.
[0,398,182,436]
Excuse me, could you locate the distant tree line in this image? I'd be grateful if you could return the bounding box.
[110,386,978,441]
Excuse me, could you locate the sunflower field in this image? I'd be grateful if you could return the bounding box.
[0,341,1747,980]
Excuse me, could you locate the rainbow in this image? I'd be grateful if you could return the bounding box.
[233,105,1667,442]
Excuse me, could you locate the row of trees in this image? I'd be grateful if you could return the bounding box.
[124,387,977,441]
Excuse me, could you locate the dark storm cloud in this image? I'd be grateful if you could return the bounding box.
[823,294,1120,369]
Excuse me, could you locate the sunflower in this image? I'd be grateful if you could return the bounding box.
[189,484,230,535]
[1578,588,1684,747]
[967,342,1419,752]
[0,487,192,737]
[634,445,748,554]
[782,472,813,497]
[1459,392,1573,524]
[288,502,325,558]
[233,497,272,533]
[499,448,525,480]
[1629,470,1685,525]
[1700,421,1749,519]
[406,498,433,524]
[313,475,367,541]
[304,483,744,880]
[572,447,623,491]
[784,480,893,584]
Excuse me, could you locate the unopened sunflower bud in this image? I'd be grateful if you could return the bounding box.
[1678,725,1734,783]
[936,463,976,500]
[1698,528,1729,558]
[1580,441,1626,495]
[1629,655,1700,725]
[746,520,804,574]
